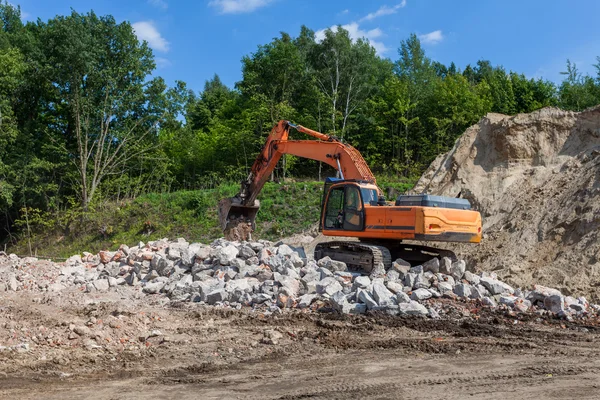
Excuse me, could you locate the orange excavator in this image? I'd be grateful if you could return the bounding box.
[219,120,481,271]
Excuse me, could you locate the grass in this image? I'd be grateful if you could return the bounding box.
[8,178,415,259]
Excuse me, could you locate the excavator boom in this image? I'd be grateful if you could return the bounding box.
[218,121,378,237]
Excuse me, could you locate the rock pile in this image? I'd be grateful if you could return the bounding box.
[1,239,597,321]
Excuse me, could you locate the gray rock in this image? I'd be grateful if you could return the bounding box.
[277,244,295,257]
[450,260,466,280]
[143,281,165,294]
[316,277,343,297]
[238,245,256,260]
[275,274,301,297]
[428,308,441,319]
[453,283,472,298]
[372,280,395,306]
[469,285,486,299]
[357,289,378,310]
[330,291,350,312]
[207,288,228,305]
[353,275,371,290]
[7,274,17,291]
[181,243,202,266]
[528,285,562,303]
[409,265,423,274]
[414,273,430,289]
[217,245,239,265]
[482,296,497,307]
[290,253,305,269]
[385,281,403,294]
[93,279,110,292]
[317,256,347,272]
[252,293,272,304]
[410,288,432,301]
[404,272,417,288]
[317,267,334,279]
[395,291,411,304]
[544,294,565,314]
[480,277,514,295]
[499,294,517,307]
[297,294,317,309]
[369,262,386,279]
[398,301,428,316]
[385,269,400,282]
[423,258,440,274]
[437,281,453,295]
[439,257,453,275]
[392,258,411,278]
[463,271,480,286]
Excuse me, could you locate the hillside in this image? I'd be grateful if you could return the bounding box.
[7,180,413,259]
[414,106,600,298]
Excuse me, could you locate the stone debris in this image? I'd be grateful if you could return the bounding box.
[0,237,598,324]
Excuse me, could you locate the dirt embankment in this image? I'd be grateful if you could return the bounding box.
[414,106,600,299]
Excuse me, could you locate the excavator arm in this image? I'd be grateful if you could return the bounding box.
[218,120,378,235]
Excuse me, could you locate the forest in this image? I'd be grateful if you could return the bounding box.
[1,3,600,249]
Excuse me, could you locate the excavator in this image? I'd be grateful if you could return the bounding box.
[218,120,481,271]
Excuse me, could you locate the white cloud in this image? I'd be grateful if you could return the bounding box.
[156,57,172,69]
[341,9,349,15]
[419,30,444,45]
[360,1,406,22]
[209,0,274,14]
[132,21,170,52]
[148,0,168,10]
[315,22,388,55]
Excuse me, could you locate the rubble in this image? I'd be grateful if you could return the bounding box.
[0,236,599,325]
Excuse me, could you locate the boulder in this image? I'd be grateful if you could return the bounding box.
[217,245,239,265]
[398,301,428,316]
[453,283,472,298]
[372,280,395,306]
[410,288,432,301]
[480,277,514,295]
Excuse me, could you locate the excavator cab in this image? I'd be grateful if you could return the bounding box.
[321,180,381,232]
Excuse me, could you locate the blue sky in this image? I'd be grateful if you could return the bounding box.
[10,0,600,94]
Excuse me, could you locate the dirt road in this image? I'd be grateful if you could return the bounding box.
[1,292,599,399]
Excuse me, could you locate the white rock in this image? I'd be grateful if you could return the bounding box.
[372,280,395,306]
[93,279,110,292]
[316,277,343,297]
[217,245,239,266]
[385,281,404,294]
[480,277,514,295]
[453,283,471,298]
[143,281,165,294]
[395,291,411,304]
[450,260,466,280]
[398,301,428,316]
[357,289,378,309]
[410,288,432,301]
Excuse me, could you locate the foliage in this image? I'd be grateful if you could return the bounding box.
[0,3,599,250]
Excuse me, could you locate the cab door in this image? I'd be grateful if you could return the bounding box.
[322,184,365,231]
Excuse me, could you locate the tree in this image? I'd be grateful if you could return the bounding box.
[36,11,164,209]
[311,26,379,139]
[559,60,600,111]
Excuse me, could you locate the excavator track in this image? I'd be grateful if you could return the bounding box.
[314,241,392,273]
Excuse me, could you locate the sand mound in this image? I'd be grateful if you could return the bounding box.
[413,106,600,299]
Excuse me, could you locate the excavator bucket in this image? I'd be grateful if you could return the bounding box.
[218,197,260,241]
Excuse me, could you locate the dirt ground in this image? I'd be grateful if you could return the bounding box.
[2,291,600,400]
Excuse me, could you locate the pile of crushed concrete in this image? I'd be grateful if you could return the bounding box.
[0,238,597,322]
[413,106,600,300]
